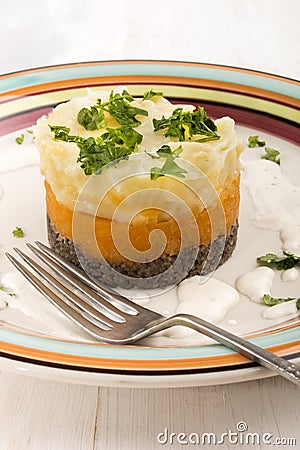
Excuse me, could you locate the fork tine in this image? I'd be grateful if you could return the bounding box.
[9,249,119,329]
[5,252,114,338]
[26,243,127,322]
[34,241,139,316]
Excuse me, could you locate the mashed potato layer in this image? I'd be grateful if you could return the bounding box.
[35,87,243,222]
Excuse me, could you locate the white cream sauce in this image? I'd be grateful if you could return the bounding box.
[176,277,239,322]
[280,225,300,254]
[241,155,300,248]
[281,267,299,282]
[235,267,274,303]
[262,299,298,319]
[119,277,239,340]
[242,159,300,232]
[169,277,239,339]
[236,144,300,320]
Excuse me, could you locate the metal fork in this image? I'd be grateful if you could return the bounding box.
[6,242,300,385]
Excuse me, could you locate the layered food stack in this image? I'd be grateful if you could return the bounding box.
[34,87,243,288]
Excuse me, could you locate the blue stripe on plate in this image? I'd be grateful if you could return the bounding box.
[1,62,299,100]
[0,326,298,361]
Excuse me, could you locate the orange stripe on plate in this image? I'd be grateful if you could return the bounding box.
[0,340,298,370]
[0,76,299,109]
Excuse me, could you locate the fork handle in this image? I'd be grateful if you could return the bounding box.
[163,314,300,385]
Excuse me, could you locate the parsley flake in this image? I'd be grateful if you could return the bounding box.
[153,107,220,143]
[257,252,300,270]
[49,125,74,141]
[262,294,300,308]
[15,134,25,145]
[50,91,220,179]
[248,135,266,148]
[0,285,16,305]
[248,135,281,165]
[12,226,25,238]
[262,147,280,165]
[50,125,142,175]
[143,90,164,101]
[149,145,187,181]
[77,105,105,131]
[77,90,148,131]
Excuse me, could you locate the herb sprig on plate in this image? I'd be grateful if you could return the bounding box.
[261,147,280,165]
[247,135,281,165]
[15,129,35,145]
[258,253,300,312]
[262,294,300,310]
[257,252,300,270]
[15,134,25,145]
[247,135,266,148]
[12,226,25,238]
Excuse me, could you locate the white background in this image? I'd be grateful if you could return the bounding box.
[1,0,299,79]
[0,1,299,449]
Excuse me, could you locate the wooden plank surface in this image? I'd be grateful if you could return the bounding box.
[0,372,299,450]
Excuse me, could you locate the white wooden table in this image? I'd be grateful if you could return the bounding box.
[0,374,299,449]
[0,1,299,449]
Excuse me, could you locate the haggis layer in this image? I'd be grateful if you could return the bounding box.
[47,215,238,289]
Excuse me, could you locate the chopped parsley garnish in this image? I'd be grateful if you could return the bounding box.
[15,129,34,144]
[153,106,220,143]
[248,135,281,165]
[261,147,280,165]
[49,125,74,141]
[50,90,220,179]
[143,89,164,101]
[77,89,148,131]
[12,226,24,238]
[0,286,9,309]
[148,145,187,181]
[248,135,266,148]
[257,252,300,270]
[50,125,142,175]
[262,294,300,309]
[15,134,25,145]
[77,105,106,130]
[0,285,16,303]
